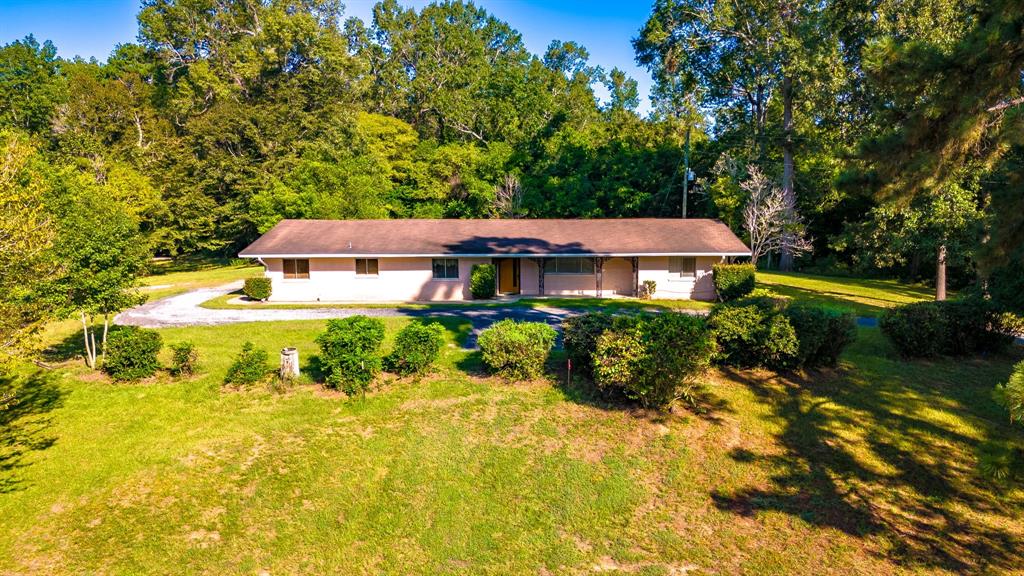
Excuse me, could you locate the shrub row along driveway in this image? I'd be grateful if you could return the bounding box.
[115,282,592,348]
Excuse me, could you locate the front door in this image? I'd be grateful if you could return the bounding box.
[497,258,520,294]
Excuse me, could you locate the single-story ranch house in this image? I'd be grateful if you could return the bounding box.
[238,219,751,302]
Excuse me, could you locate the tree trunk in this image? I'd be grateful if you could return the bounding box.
[80,312,94,369]
[779,74,796,272]
[101,315,109,365]
[936,243,947,301]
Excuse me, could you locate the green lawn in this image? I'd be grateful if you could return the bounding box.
[141,258,262,301]
[3,317,1023,574]
[757,271,936,317]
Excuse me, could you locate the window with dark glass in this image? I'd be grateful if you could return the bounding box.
[355,258,379,276]
[543,257,595,274]
[432,258,459,279]
[283,258,310,279]
[668,256,696,278]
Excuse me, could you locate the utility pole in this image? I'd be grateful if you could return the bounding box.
[682,125,690,219]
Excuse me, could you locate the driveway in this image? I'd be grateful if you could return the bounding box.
[116,282,586,348]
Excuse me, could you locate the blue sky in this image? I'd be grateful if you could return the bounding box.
[0,0,656,113]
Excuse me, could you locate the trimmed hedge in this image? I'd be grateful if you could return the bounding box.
[316,316,386,395]
[170,341,199,377]
[880,299,1013,357]
[243,277,272,301]
[478,319,556,380]
[783,305,857,368]
[712,263,756,301]
[470,264,497,299]
[224,341,269,385]
[593,313,714,410]
[103,326,163,381]
[707,300,798,370]
[387,322,446,376]
[562,312,615,379]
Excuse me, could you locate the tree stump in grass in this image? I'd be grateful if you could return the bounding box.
[280,347,300,379]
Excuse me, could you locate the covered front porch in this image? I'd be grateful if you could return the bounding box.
[492,256,643,298]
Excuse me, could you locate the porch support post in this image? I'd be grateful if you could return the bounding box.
[538,257,547,296]
[631,257,639,297]
[595,257,604,297]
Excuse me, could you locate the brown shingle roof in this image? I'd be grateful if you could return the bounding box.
[239,218,750,257]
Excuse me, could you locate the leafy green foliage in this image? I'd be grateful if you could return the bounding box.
[712,264,756,301]
[707,300,798,370]
[243,277,272,301]
[470,264,496,299]
[103,326,163,381]
[562,312,615,380]
[783,305,857,368]
[593,313,714,410]
[169,341,199,377]
[386,322,445,376]
[224,342,269,386]
[996,361,1024,426]
[639,280,657,300]
[477,319,556,381]
[316,316,386,395]
[880,299,1013,358]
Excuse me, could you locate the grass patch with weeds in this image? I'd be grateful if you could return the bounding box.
[2,315,1023,574]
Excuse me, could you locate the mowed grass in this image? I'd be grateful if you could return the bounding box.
[141,258,262,301]
[3,317,1024,574]
[757,271,936,317]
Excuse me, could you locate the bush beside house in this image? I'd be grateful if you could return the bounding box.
[712,263,756,301]
[470,264,497,299]
[478,319,556,380]
[316,316,386,395]
[243,277,272,301]
[103,326,163,381]
[562,312,615,379]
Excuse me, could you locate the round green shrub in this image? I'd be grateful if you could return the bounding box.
[707,301,798,369]
[316,316,386,395]
[562,312,615,379]
[880,299,1011,358]
[880,302,945,357]
[594,313,714,410]
[387,321,446,376]
[784,305,857,368]
[170,341,200,377]
[243,277,272,301]
[996,360,1024,426]
[224,341,269,386]
[712,263,756,301]
[478,319,556,381]
[103,326,163,381]
[470,264,497,299]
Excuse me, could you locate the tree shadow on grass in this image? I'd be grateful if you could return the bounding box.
[0,370,64,493]
[711,360,1024,572]
[41,327,86,365]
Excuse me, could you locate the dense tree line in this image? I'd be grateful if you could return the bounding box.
[1,0,1023,353]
